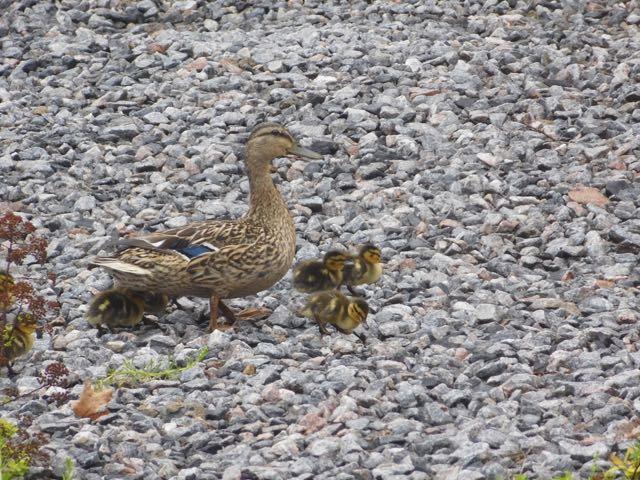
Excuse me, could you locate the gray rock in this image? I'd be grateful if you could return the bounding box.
[3,2,639,478]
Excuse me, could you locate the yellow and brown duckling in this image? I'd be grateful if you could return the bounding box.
[86,288,146,329]
[85,288,170,331]
[88,123,322,332]
[342,244,382,296]
[1,313,37,375]
[299,291,369,343]
[292,250,351,293]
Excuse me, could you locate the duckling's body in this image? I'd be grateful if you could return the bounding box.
[141,292,170,315]
[342,245,382,295]
[85,289,146,328]
[292,251,350,293]
[89,123,322,331]
[2,316,37,375]
[300,291,369,343]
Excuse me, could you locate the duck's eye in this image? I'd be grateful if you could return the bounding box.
[270,130,292,141]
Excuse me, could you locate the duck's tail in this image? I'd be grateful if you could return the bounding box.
[89,257,151,276]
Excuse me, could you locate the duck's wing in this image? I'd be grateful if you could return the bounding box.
[90,246,192,277]
[127,218,263,251]
[185,242,271,286]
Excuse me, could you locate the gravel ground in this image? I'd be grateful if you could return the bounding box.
[2,0,640,478]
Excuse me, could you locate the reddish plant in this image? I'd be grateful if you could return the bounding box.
[0,212,60,371]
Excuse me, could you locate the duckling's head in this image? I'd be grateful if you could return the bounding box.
[323,251,350,272]
[15,313,37,334]
[359,245,382,264]
[246,122,322,170]
[347,298,369,325]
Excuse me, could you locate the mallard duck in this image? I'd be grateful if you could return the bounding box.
[342,244,382,296]
[299,291,369,343]
[292,250,351,293]
[89,122,322,331]
[1,314,37,375]
[0,272,14,311]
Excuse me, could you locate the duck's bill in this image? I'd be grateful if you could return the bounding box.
[288,144,323,159]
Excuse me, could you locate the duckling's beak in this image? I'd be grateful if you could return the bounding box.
[288,144,323,160]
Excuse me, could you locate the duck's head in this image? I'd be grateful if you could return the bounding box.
[246,122,322,170]
[323,251,350,272]
[15,313,37,335]
[359,244,382,265]
[347,298,369,325]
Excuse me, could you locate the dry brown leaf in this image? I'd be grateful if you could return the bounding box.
[567,186,609,207]
[185,57,208,72]
[409,87,442,100]
[72,381,113,420]
[148,42,168,54]
[219,58,243,74]
[595,279,615,288]
[237,307,271,320]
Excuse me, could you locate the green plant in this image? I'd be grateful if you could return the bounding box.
[96,347,209,388]
[0,418,48,480]
[61,457,74,480]
[606,441,640,480]
[554,474,575,480]
[0,419,29,479]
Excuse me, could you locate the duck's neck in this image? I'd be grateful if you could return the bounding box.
[246,163,286,220]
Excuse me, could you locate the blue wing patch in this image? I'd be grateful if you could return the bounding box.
[173,245,215,258]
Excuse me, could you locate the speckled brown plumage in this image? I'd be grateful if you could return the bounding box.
[89,122,322,330]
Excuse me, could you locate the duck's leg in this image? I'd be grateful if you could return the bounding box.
[217,300,237,324]
[208,295,220,332]
[333,325,367,344]
[208,296,237,331]
[314,314,330,336]
[346,285,363,297]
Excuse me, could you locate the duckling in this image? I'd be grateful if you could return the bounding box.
[342,244,382,296]
[292,251,351,293]
[85,289,146,330]
[299,291,369,343]
[0,272,14,311]
[1,313,37,375]
[141,292,170,315]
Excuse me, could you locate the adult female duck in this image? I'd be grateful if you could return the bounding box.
[88,122,322,331]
